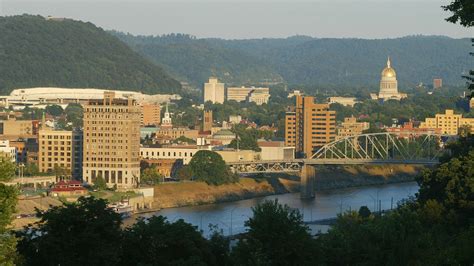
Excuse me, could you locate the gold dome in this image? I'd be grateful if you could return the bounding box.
[381,57,396,78]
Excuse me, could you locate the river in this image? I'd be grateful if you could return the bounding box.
[135,182,419,237]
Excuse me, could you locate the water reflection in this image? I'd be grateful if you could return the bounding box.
[135,182,418,237]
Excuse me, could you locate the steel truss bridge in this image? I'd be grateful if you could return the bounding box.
[228,132,453,198]
[228,132,453,174]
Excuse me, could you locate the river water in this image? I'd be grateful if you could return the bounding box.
[136,182,419,237]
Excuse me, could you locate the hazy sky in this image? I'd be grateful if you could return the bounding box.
[1,0,472,39]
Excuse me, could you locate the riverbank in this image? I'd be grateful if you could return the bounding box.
[151,164,424,210]
[152,177,299,209]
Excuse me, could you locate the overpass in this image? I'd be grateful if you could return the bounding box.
[228,132,453,198]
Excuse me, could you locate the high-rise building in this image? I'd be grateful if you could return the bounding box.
[285,96,336,157]
[420,109,474,135]
[83,92,141,189]
[203,77,225,104]
[202,110,213,132]
[38,127,83,179]
[433,78,443,89]
[141,103,161,126]
[370,57,407,101]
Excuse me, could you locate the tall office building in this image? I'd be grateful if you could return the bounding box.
[38,126,83,179]
[141,103,161,126]
[202,110,213,132]
[83,92,141,189]
[285,96,336,157]
[203,77,225,104]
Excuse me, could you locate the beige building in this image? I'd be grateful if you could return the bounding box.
[285,96,336,157]
[155,128,199,141]
[141,103,161,126]
[420,109,474,135]
[204,77,225,104]
[216,149,260,163]
[83,92,141,189]
[257,141,295,161]
[0,116,36,138]
[337,116,370,139]
[249,90,270,105]
[0,140,17,162]
[371,57,407,101]
[328,97,360,107]
[38,128,82,178]
[227,87,270,105]
[140,145,201,165]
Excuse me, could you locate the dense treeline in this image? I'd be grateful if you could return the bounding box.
[0,15,182,95]
[113,32,284,87]
[114,32,472,89]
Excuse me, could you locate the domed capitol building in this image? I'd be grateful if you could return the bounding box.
[371,57,407,101]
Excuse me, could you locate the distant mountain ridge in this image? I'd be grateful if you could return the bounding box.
[0,15,182,96]
[114,33,472,89]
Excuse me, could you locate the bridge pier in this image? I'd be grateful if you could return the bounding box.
[300,164,315,199]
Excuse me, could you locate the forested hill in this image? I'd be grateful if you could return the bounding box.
[114,32,284,87]
[0,15,182,95]
[115,33,472,89]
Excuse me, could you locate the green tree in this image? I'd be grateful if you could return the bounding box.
[228,124,261,152]
[189,150,237,185]
[443,0,474,27]
[232,199,317,265]
[176,165,194,181]
[23,163,40,177]
[93,176,108,190]
[358,205,372,218]
[120,216,218,266]
[65,103,84,128]
[17,197,122,266]
[140,166,163,185]
[45,104,64,117]
[0,157,18,265]
[443,1,473,96]
[53,165,69,180]
[416,151,474,224]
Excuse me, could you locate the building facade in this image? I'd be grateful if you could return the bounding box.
[285,96,336,157]
[202,110,213,132]
[0,116,36,138]
[141,103,161,126]
[433,78,443,89]
[140,146,200,165]
[83,92,141,189]
[38,128,82,178]
[227,87,270,105]
[336,116,370,139]
[419,109,474,135]
[0,140,17,162]
[204,78,225,104]
[328,97,359,107]
[371,57,407,101]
